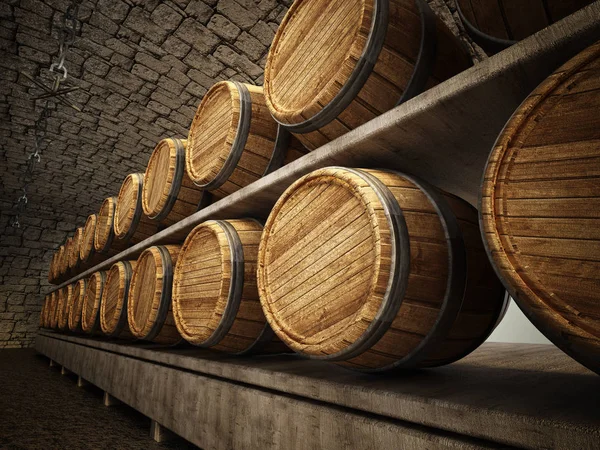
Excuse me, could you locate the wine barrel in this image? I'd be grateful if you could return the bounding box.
[263,0,473,150]
[95,197,126,255]
[54,245,65,281]
[68,278,87,333]
[56,285,72,331]
[81,271,107,335]
[128,245,182,344]
[100,260,136,338]
[59,240,71,278]
[173,219,287,354]
[80,214,98,266]
[48,253,57,284]
[114,174,158,244]
[142,138,211,227]
[258,167,507,371]
[186,81,308,199]
[49,291,59,329]
[68,227,83,271]
[40,295,48,328]
[481,42,600,375]
[456,0,594,54]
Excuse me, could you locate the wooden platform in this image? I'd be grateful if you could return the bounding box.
[36,331,599,449]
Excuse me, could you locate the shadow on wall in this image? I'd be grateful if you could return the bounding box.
[486,299,552,345]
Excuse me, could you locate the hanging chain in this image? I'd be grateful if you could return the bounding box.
[9,0,82,228]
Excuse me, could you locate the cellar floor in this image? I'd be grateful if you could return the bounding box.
[0,348,197,450]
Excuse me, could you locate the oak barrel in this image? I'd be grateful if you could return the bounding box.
[100,260,136,338]
[186,81,308,199]
[59,240,71,278]
[263,0,473,150]
[258,167,507,371]
[80,214,98,265]
[56,284,72,331]
[40,295,49,328]
[143,138,211,227]
[81,271,107,335]
[114,174,158,244]
[456,0,594,54]
[95,197,126,255]
[49,291,59,329]
[68,278,87,333]
[481,41,600,375]
[68,227,83,270]
[48,253,57,284]
[55,245,65,281]
[127,245,182,344]
[173,219,287,354]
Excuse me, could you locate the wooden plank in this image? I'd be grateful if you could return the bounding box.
[36,332,600,450]
[36,333,507,450]
[45,2,600,294]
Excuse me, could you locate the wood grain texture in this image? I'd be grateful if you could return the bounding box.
[114,173,159,244]
[100,261,136,338]
[186,81,307,200]
[481,40,600,375]
[457,0,594,53]
[36,333,600,450]
[56,285,72,331]
[128,245,182,344]
[143,138,210,227]
[81,271,106,335]
[258,167,506,371]
[173,219,287,354]
[264,0,473,150]
[68,227,83,271]
[43,5,600,295]
[80,214,99,266]
[68,278,86,333]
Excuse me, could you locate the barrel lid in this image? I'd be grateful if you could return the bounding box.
[81,271,105,333]
[481,42,600,371]
[69,227,83,268]
[68,278,87,332]
[186,81,248,188]
[143,138,186,220]
[258,167,405,358]
[114,173,144,240]
[95,198,116,252]
[57,285,72,330]
[264,0,376,127]
[173,220,243,346]
[80,214,97,261]
[100,261,133,336]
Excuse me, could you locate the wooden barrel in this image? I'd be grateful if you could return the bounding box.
[40,295,48,328]
[481,42,600,375]
[128,245,182,344]
[81,271,107,335]
[186,81,308,199]
[258,167,507,371]
[58,284,74,331]
[142,138,211,227]
[173,219,287,354]
[80,214,98,265]
[95,197,126,255]
[68,227,83,271]
[114,173,158,244]
[48,253,57,284]
[68,278,87,333]
[54,245,65,281]
[49,291,59,329]
[263,0,473,151]
[59,240,71,278]
[456,0,594,54]
[100,260,136,338]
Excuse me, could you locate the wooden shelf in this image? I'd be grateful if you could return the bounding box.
[48,2,600,294]
[36,331,599,449]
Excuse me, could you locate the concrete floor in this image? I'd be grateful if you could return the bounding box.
[0,348,198,450]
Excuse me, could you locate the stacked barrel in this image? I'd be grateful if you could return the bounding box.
[41,0,599,374]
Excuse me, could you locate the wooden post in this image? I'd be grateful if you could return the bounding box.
[49,359,57,368]
[61,366,71,375]
[103,392,122,407]
[150,420,175,443]
[77,376,89,388]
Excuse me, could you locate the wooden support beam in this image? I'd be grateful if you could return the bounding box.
[150,421,175,443]
[103,392,122,407]
[60,366,71,375]
[77,376,88,388]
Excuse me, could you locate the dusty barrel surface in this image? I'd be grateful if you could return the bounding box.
[264,0,473,150]
[128,245,182,344]
[481,42,600,375]
[81,271,107,335]
[57,284,73,331]
[69,227,83,271]
[173,219,287,354]
[186,81,308,199]
[258,167,506,371]
[100,261,136,338]
[142,138,211,227]
[456,0,594,54]
[68,278,87,333]
[114,174,158,244]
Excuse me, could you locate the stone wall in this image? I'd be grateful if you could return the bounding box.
[0,0,484,348]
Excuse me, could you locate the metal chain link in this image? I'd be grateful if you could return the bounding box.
[9,0,82,228]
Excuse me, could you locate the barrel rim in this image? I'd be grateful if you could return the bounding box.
[80,214,97,262]
[100,260,133,337]
[479,41,600,374]
[115,173,144,241]
[95,197,117,253]
[69,227,83,269]
[81,271,106,334]
[68,278,87,332]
